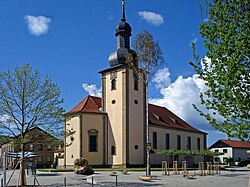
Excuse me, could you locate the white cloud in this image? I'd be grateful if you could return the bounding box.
[149,67,223,131]
[82,83,102,98]
[24,15,51,36]
[0,114,18,134]
[138,11,164,26]
[152,67,171,89]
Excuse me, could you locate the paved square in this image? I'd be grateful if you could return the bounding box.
[1,167,250,187]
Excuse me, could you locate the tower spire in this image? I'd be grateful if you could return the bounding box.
[121,0,126,22]
[108,0,137,67]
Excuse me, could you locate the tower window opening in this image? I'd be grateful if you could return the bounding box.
[133,73,139,91]
[111,79,116,90]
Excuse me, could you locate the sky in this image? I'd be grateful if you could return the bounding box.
[0,0,228,146]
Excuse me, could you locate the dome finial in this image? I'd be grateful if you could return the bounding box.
[121,0,126,22]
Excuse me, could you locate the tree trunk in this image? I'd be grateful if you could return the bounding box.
[145,81,151,176]
[20,144,27,186]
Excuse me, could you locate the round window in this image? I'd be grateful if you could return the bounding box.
[112,100,116,104]
[134,100,138,104]
[134,145,138,150]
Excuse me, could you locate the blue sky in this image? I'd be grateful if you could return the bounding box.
[0,0,227,146]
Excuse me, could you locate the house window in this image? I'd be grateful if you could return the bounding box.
[88,129,98,152]
[29,144,33,151]
[58,144,62,150]
[47,156,51,162]
[197,138,201,151]
[153,132,157,149]
[111,79,116,90]
[187,136,191,150]
[47,145,52,150]
[223,149,228,153]
[177,135,181,150]
[111,145,116,155]
[38,144,43,151]
[214,149,219,152]
[165,134,170,150]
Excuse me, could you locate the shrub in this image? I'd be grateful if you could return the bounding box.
[237,160,250,167]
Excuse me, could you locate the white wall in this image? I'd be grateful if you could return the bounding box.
[149,125,205,165]
[211,147,232,163]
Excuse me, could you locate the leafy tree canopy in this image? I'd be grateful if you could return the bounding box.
[0,64,65,144]
[190,0,250,140]
[132,29,165,81]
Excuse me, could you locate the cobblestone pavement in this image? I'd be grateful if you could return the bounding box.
[1,167,250,187]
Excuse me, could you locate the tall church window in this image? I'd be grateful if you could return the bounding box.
[177,135,181,150]
[111,145,116,155]
[111,79,116,90]
[187,136,191,150]
[153,132,157,149]
[88,129,98,152]
[197,138,201,151]
[165,134,170,150]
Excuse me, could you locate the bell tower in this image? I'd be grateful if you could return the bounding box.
[99,0,145,167]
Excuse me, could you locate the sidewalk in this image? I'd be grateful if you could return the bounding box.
[1,167,250,187]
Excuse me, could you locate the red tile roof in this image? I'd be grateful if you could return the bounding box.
[67,95,205,134]
[148,104,204,133]
[67,95,103,114]
[221,140,250,149]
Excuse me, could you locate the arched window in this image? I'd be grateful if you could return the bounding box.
[88,129,98,152]
[111,79,116,90]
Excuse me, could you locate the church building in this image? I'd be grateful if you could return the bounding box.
[64,1,206,168]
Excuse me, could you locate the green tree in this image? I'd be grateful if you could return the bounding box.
[0,135,10,145]
[0,64,64,186]
[190,0,250,140]
[128,30,165,175]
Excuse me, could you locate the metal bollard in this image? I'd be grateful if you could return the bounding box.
[1,178,3,187]
[92,176,94,187]
[64,177,66,187]
[116,175,118,186]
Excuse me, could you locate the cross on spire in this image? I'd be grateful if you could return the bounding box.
[121,0,126,22]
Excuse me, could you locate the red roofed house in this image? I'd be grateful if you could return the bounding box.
[209,140,250,163]
[64,2,207,168]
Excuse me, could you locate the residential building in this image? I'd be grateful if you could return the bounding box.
[0,127,62,168]
[210,139,250,163]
